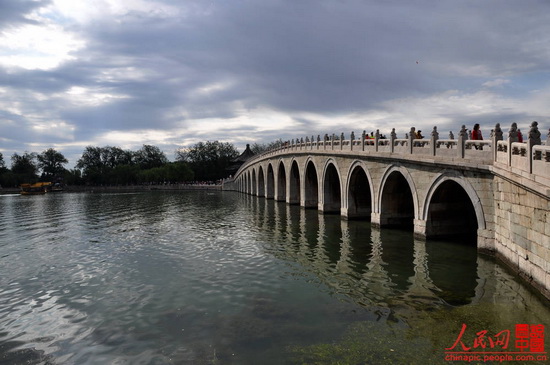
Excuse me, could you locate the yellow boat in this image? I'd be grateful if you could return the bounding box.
[20,182,53,195]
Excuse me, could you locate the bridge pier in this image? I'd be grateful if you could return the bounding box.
[414,219,428,239]
[370,212,381,227]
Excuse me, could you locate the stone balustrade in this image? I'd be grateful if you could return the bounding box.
[240,122,550,189]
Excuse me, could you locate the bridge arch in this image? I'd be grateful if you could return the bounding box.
[251,169,257,196]
[266,163,275,199]
[304,158,319,209]
[345,161,374,220]
[423,171,485,241]
[321,159,343,214]
[377,165,418,229]
[289,159,301,205]
[258,166,265,197]
[276,160,287,202]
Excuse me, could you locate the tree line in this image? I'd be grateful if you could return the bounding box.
[0,141,243,188]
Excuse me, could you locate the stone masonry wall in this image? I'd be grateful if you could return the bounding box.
[492,176,550,299]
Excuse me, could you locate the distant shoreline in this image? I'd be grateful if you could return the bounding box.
[0,184,222,195]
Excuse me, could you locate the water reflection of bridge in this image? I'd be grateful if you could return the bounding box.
[243,194,541,310]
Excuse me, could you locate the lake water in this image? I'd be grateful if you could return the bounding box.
[0,191,548,364]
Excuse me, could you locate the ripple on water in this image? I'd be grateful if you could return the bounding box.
[0,191,549,364]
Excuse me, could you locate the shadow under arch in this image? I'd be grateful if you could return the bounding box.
[304,159,319,209]
[423,172,484,243]
[423,172,481,305]
[346,161,373,220]
[266,163,275,199]
[251,169,257,196]
[378,165,417,230]
[289,160,300,205]
[276,160,286,202]
[245,171,250,194]
[322,160,342,214]
[257,166,265,197]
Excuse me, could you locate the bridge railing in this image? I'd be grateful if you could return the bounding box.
[234,122,550,188]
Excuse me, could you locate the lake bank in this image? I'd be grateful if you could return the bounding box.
[0,184,222,194]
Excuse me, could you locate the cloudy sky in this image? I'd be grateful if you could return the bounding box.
[1,0,549,168]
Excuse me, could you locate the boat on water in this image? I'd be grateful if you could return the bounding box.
[20,182,53,195]
[20,180,64,195]
[51,182,64,192]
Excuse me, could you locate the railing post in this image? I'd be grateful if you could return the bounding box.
[390,128,396,153]
[508,122,518,166]
[361,130,366,151]
[350,131,355,151]
[374,129,380,152]
[491,123,503,162]
[527,121,541,173]
[408,127,415,154]
[311,135,314,150]
[458,125,467,158]
[430,126,439,156]
[448,131,454,149]
[340,132,344,150]
[331,134,335,150]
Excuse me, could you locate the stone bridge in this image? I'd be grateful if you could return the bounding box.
[223,123,550,299]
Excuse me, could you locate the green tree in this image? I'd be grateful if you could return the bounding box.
[250,140,283,154]
[176,141,239,181]
[0,152,11,187]
[101,146,134,169]
[76,146,105,184]
[110,164,141,185]
[63,168,84,185]
[37,148,68,179]
[134,145,168,170]
[167,161,194,182]
[11,152,38,184]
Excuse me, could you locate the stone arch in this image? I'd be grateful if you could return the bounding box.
[276,160,286,202]
[304,158,319,209]
[345,161,374,220]
[251,169,257,196]
[266,163,275,199]
[423,171,485,241]
[258,165,265,197]
[377,165,418,229]
[322,159,342,214]
[289,159,300,205]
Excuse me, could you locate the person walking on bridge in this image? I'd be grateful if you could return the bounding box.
[472,123,483,149]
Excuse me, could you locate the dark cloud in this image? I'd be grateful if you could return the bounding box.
[0,0,51,30]
[1,0,550,167]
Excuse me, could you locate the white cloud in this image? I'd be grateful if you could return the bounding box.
[1,0,550,165]
[0,23,84,70]
[46,0,183,24]
[63,86,131,107]
[482,79,510,88]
